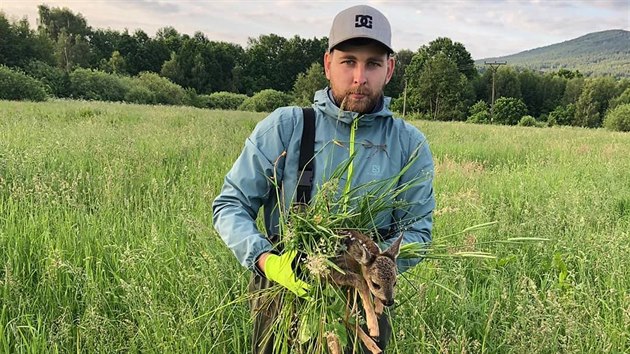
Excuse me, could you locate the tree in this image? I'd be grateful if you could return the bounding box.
[574,77,617,128]
[573,86,600,127]
[106,50,126,74]
[384,49,413,99]
[539,74,567,116]
[161,52,183,84]
[562,77,585,105]
[553,68,583,80]
[408,37,477,81]
[242,34,326,94]
[292,63,328,107]
[0,13,54,68]
[89,28,122,68]
[493,97,528,125]
[241,34,288,93]
[518,70,543,116]
[494,66,521,100]
[404,37,476,120]
[407,52,470,121]
[55,29,90,71]
[155,26,184,54]
[162,33,245,94]
[38,5,92,71]
[37,5,90,41]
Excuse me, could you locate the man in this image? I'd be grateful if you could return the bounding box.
[213,5,435,353]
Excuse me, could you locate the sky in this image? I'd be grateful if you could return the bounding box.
[1,0,629,59]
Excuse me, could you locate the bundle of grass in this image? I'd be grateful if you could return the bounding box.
[256,150,433,353]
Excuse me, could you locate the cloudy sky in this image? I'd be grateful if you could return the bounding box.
[2,0,628,59]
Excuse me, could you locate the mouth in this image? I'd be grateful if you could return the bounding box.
[349,93,366,100]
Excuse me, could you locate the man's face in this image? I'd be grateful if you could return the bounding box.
[324,41,395,113]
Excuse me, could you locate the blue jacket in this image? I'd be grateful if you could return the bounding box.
[212,89,435,273]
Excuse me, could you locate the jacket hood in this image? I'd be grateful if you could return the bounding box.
[313,88,394,125]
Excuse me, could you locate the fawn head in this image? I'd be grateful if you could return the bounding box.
[344,230,403,307]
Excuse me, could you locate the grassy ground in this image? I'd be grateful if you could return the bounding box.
[1,99,628,353]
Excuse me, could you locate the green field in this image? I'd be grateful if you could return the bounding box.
[1,100,629,353]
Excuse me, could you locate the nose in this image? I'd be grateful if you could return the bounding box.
[384,299,394,307]
[353,64,367,85]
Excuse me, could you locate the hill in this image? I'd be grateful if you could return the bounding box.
[476,30,630,77]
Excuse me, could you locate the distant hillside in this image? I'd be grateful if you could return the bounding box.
[476,30,630,77]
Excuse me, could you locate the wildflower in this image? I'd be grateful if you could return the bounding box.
[305,253,330,277]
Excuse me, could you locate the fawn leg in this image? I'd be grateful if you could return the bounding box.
[342,319,382,354]
[330,272,380,338]
[326,332,342,354]
[355,281,380,338]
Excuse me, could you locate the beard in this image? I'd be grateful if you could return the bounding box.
[330,84,384,114]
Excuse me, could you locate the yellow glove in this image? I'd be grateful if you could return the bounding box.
[264,251,310,298]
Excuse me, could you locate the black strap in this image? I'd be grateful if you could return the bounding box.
[297,108,315,204]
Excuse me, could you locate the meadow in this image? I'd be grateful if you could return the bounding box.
[0,99,628,353]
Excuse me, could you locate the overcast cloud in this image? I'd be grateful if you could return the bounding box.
[1,0,628,59]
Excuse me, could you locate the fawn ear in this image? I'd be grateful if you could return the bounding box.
[345,231,377,266]
[382,235,403,260]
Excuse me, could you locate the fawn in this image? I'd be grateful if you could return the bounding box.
[326,230,403,354]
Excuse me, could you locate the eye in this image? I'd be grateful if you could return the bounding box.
[371,281,381,290]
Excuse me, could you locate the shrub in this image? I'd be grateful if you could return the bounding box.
[467,111,490,124]
[23,60,71,97]
[195,94,213,108]
[239,89,292,112]
[603,103,630,132]
[69,68,128,102]
[207,91,248,110]
[548,104,575,126]
[469,100,489,116]
[493,97,528,125]
[183,88,204,108]
[518,115,538,127]
[134,72,186,105]
[0,65,48,101]
[124,85,156,105]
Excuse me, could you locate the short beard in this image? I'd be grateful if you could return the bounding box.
[331,85,383,114]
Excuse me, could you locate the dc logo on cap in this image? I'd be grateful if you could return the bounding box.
[355,15,373,29]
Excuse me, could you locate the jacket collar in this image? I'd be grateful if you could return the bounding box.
[314,88,393,125]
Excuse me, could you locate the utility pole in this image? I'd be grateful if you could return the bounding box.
[402,79,407,118]
[484,61,507,122]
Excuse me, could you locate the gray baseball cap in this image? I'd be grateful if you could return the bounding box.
[328,5,393,53]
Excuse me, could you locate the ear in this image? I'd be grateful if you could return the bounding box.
[345,231,377,266]
[382,235,403,260]
[384,55,396,84]
[324,51,332,80]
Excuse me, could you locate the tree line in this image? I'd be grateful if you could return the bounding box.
[1,5,629,131]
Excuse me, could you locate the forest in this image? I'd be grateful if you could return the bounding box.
[1,5,629,131]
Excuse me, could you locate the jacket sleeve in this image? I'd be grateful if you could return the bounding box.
[212,109,294,269]
[380,130,435,273]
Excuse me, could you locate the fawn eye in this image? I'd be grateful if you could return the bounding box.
[371,281,381,290]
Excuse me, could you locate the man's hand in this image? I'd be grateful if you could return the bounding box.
[261,251,310,297]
